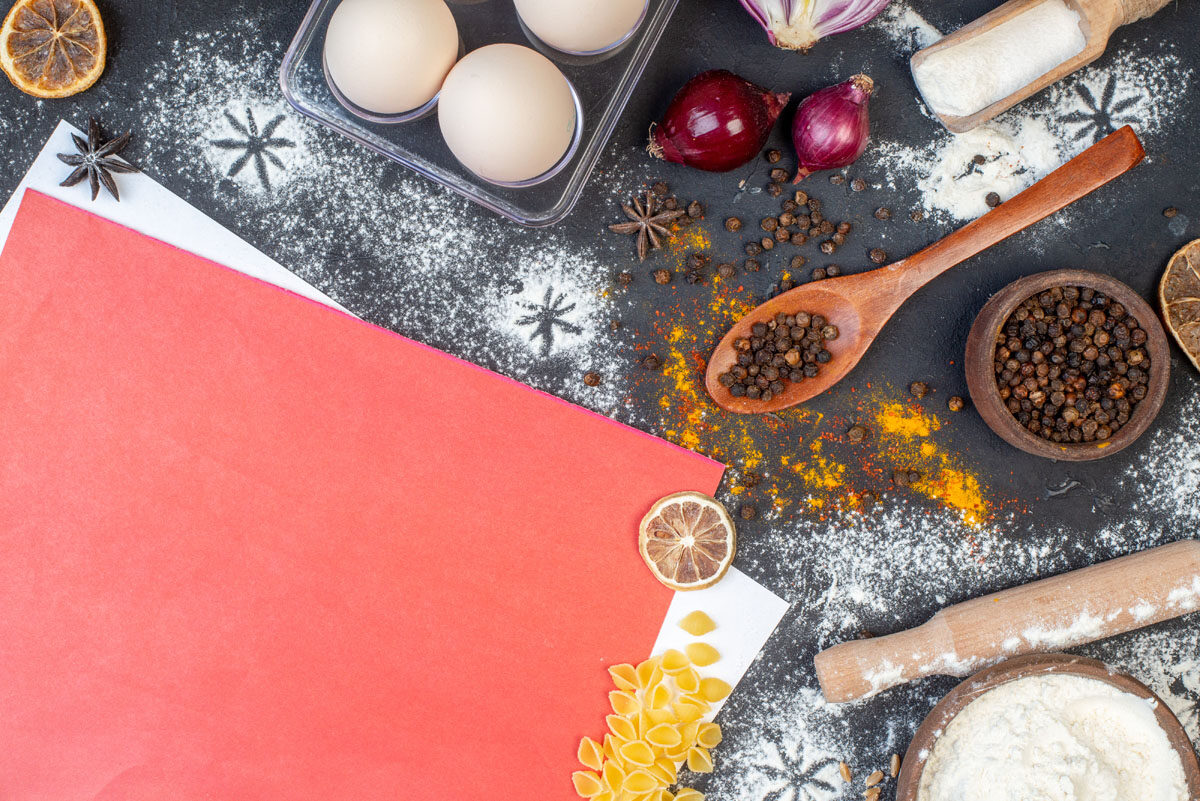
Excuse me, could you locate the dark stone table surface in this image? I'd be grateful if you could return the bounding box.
[2,0,1197,797]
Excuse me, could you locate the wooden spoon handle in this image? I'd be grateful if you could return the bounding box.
[900,126,1145,289]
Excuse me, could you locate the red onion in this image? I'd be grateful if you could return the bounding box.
[738,0,892,51]
[648,70,791,173]
[792,74,874,182]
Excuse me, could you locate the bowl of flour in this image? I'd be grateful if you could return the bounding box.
[898,654,1199,801]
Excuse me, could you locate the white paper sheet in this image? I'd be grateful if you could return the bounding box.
[1,120,791,715]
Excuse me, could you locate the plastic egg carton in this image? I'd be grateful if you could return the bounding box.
[281,0,681,226]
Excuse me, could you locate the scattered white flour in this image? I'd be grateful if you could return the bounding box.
[918,674,1189,801]
[872,116,1064,220]
[912,0,1086,119]
[868,2,1194,223]
[1021,611,1106,650]
[1094,626,1200,744]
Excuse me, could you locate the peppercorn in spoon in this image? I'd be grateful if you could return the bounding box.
[705,126,1145,414]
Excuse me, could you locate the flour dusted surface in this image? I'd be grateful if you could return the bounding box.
[918,674,1188,801]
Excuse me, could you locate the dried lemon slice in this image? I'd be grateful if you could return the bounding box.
[1160,239,1200,372]
[0,0,106,98]
[638,492,736,591]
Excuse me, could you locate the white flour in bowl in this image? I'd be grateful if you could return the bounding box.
[918,674,1189,801]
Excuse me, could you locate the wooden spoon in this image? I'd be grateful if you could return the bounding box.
[911,0,1171,133]
[704,126,1144,414]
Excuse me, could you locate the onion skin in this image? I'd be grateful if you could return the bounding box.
[649,70,791,173]
[792,74,874,182]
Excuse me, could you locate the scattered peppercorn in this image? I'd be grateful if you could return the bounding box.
[769,168,789,183]
[869,248,887,264]
[992,286,1151,443]
[972,154,986,165]
[985,192,1002,208]
[847,425,867,443]
[717,311,837,401]
[717,262,736,279]
[651,181,669,197]
[641,354,661,370]
[820,240,836,255]
[811,267,827,281]
[791,231,808,246]
[744,258,761,272]
[687,200,704,218]
[794,190,809,206]
[790,255,807,270]
[911,209,925,222]
[830,174,846,185]
[617,271,634,286]
[761,237,775,251]
[662,197,678,210]
[653,268,671,284]
[850,178,866,192]
[725,216,743,232]
[766,183,783,197]
[584,372,601,386]
[761,216,779,232]
[910,381,929,398]
[1164,207,1179,218]
[609,320,621,331]
[766,149,782,164]
[739,504,758,520]
[947,396,965,412]
[808,197,821,212]
[746,242,763,256]
[837,221,852,234]
[874,207,892,220]
[826,264,842,277]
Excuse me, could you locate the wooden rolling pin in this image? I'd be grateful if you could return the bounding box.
[815,540,1200,703]
[912,0,1173,133]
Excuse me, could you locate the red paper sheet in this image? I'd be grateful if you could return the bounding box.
[0,191,724,801]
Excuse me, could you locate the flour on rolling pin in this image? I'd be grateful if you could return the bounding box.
[912,0,1085,119]
[814,540,1200,703]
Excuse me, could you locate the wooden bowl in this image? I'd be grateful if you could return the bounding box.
[896,654,1200,801]
[964,269,1171,460]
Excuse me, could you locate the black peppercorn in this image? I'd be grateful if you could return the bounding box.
[847,425,867,442]
[874,207,892,220]
[766,149,782,164]
[653,269,671,285]
[947,396,965,412]
[725,216,742,232]
[583,372,601,387]
[869,248,887,264]
[985,192,1002,208]
[910,381,929,398]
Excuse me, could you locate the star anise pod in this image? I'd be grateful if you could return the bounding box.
[608,191,685,262]
[58,117,140,202]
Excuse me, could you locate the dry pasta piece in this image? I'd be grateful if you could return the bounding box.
[680,693,712,713]
[687,746,714,773]
[593,793,615,801]
[696,722,723,749]
[607,714,637,741]
[646,723,682,749]
[677,611,716,636]
[573,770,604,798]
[646,681,673,710]
[659,649,690,674]
[652,757,678,784]
[674,700,707,723]
[609,663,639,692]
[602,760,626,792]
[624,770,659,795]
[619,739,656,767]
[610,690,641,716]
[578,736,605,771]
[674,667,701,694]
[603,733,624,764]
[656,791,676,801]
[675,788,705,801]
[635,658,663,689]
[646,707,677,725]
[698,677,731,703]
[684,642,720,667]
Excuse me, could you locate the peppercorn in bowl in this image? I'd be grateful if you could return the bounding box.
[965,270,1170,461]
